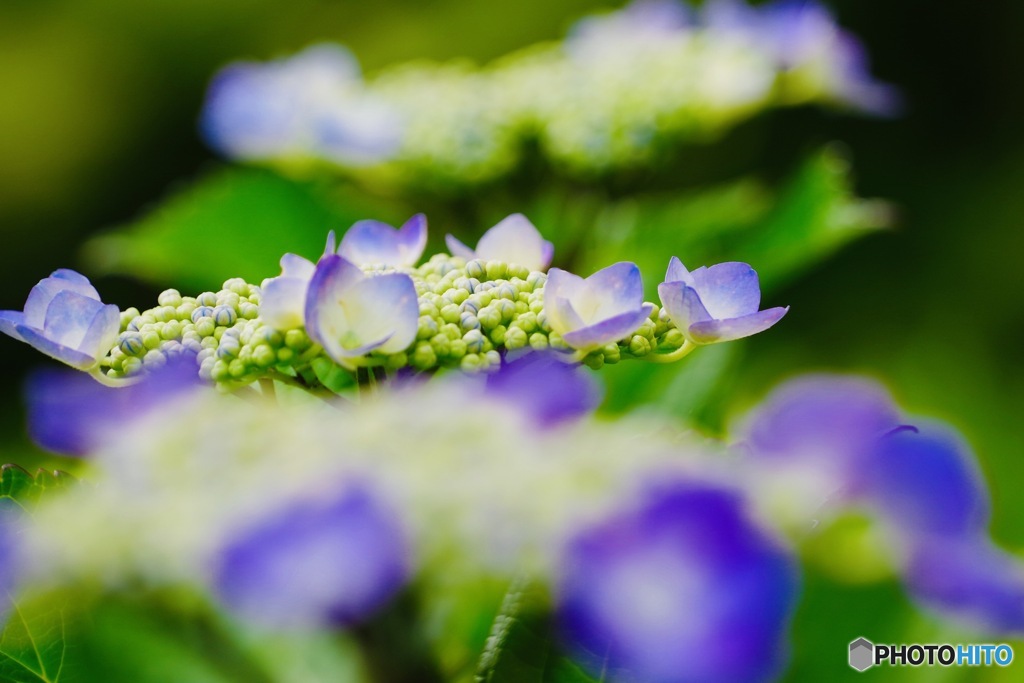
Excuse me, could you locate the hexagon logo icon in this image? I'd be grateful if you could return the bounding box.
[849,637,875,672]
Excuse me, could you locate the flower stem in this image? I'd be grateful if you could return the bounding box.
[643,339,698,363]
[88,367,140,387]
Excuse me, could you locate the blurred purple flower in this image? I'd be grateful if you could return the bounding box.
[339,214,427,268]
[658,257,787,345]
[485,351,602,428]
[906,537,1024,634]
[863,422,990,539]
[0,269,120,370]
[213,485,409,629]
[558,482,798,683]
[305,255,419,361]
[704,0,901,115]
[546,262,654,352]
[26,352,203,456]
[446,214,554,272]
[201,44,402,164]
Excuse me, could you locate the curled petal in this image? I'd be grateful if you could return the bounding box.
[279,253,316,280]
[0,311,26,343]
[474,214,554,271]
[24,270,101,328]
[687,306,788,344]
[664,256,693,285]
[689,262,762,319]
[578,262,645,323]
[338,214,428,267]
[562,305,654,352]
[657,282,712,333]
[14,327,99,370]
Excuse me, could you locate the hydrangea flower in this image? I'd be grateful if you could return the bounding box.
[201,44,403,164]
[658,257,787,345]
[259,232,336,331]
[213,485,409,629]
[446,214,554,272]
[0,269,120,370]
[738,375,1024,634]
[305,255,419,362]
[338,214,427,267]
[558,482,798,683]
[546,262,654,352]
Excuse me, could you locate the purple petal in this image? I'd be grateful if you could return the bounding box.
[77,304,121,361]
[740,374,902,468]
[558,481,798,683]
[485,351,602,427]
[279,253,316,280]
[344,272,419,355]
[41,291,109,349]
[213,485,409,629]
[260,276,310,331]
[26,354,202,456]
[689,262,762,319]
[863,422,989,539]
[544,269,587,335]
[0,311,26,343]
[657,282,712,333]
[24,271,100,328]
[445,234,477,261]
[15,325,101,369]
[338,214,427,267]
[687,306,788,344]
[323,230,337,257]
[580,262,645,323]
[562,305,654,351]
[905,537,1024,634]
[663,256,693,285]
[475,214,554,271]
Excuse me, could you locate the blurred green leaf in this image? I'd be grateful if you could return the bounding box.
[0,465,75,514]
[81,168,402,292]
[574,146,890,299]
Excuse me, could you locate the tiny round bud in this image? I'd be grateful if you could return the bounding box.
[430,333,451,357]
[201,336,218,350]
[239,302,259,319]
[449,339,467,359]
[412,343,437,369]
[496,283,517,300]
[489,325,507,346]
[122,357,143,375]
[477,305,502,330]
[460,353,483,371]
[211,360,230,382]
[213,306,237,327]
[195,317,216,337]
[254,344,277,368]
[191,307,214,323]
[460,313,481,332]
[229,359,247,378]
[629,335,652,356]
[161,321,182,341]
[661,328,685,348]
[440,304,461,324]
[417,316,439,340]
[505,326,528,350]
[529,333,549,350]
[224,278,249,296]
[463,329,485,354]
[527,271,546,290]
[157,289,182,308]
[119,333,145,356]
[143,350,167,367]
[465,260,486,279]
[141,331,161,350]
[277,347,295,363]
[485,260,507,280]
[198,291,218,307]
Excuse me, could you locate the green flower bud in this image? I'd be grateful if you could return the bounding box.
[418,316,440,340]
[628,335,652,357]
[385,352,408,370]
[548,332,568,350]
[120,308,140,330]
[119,333,145,356]
[201,336,218,350]
[505,326,528,350]
[412,343,437,369]
[602,343,621,364]
[195,317,216,338]
[259,327,285,347]
[513,312,538,334]
[143,349,167,367]
[660,328,685,349]
[440,304,461,324]
[526,271,546,290]
[460,353,483,371]
[419,302,440,319]
[430,333,451,357]
[489,325,507,346]
[448,338,467,359]
[211,359,230,382]
[213,306,237,327]
[463,329,486,354]
[228,359,247,378]
[442,323,462,341]
[224,278,249,296]
[176,302,197,320]
[160,321,182,341]
[485,260,507,280]
[284,329,309,351]
[254,344,277,368]
[122,357,142,375]
[276,347,295,363]
[239,302,260,320]
[477,305,502,330]
[460,313,481,332]
[157,289,182,308]
[582,352,604,370]
[465,260,486,279]
[484,350,501,367]
[529,333,549,350]
[142,331,161,350]
[197,292,218,307]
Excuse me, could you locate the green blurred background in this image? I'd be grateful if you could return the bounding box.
[2,1,1024,680]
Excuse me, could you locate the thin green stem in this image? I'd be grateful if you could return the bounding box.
[642,339,698,363]
[88,367,140,387]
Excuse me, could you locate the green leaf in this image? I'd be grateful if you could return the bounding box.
[0,593,73,683]
[0,466,75,514]
[81,168,403,291]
